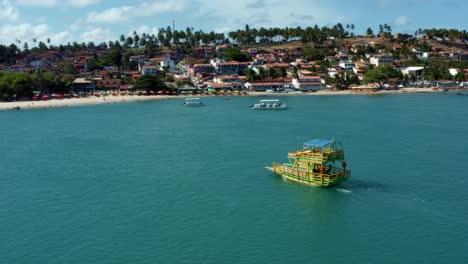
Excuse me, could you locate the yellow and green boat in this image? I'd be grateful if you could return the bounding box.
[266,139,350,187]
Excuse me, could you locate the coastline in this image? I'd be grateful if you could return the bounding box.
[0,87,463,111]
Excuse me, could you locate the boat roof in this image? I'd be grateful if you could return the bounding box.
[303,139,333,148]
[186,97,201,100]
[260,99,280,102]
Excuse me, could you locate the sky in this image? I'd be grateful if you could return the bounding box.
[0,0,466,46]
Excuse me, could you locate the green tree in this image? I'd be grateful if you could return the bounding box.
[279,67,287,78]
[133,74,166,92]
[363,68,388,86]
[221,47,249,62]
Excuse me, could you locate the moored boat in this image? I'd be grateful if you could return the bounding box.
[184,97,204,106]
[266,139,350,187]
[250,99,287,110]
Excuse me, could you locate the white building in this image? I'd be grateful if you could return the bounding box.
[244,82,286,92]
[370,54,394,66]
[339,60,355,72]
[401,66,424,81]
[292,76,326,91]
[150,57,176,73]
[211,60,240,75]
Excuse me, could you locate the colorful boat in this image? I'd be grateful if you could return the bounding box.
[266,139,350,187]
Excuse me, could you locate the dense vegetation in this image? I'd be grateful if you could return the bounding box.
[0,24,466,100]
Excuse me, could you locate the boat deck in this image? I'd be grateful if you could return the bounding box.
[272,162,350,187]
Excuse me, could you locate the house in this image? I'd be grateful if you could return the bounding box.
[129,55,147,65]
[150,57,176,73]
[216,44,231,53]
[95,74,122,90]
[353,62,370,75]
[140,65,160,75]
[328,67,345,78]
[452,52,468,61]
[339,60,355,72]
[103,66,119,71]
[244,82,287,92]
[247,48,258,55]
[3,64,25,72]
[436,81,459,89]
[211,60,240,75]
[292,76,326,91]
[187,64,214,78]
[393,33,414,41]
[213,75,246,84]
[207,82,243,91]
[401,66,424,81]
[30,58,51,70]
[195,46,214,58]
[369,54,393,66]
[72,78,95,94]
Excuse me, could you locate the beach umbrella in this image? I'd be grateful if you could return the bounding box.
[41,95,49,100]
[172,91,178,95]
[165,90,171,95]
[157,90,164,95]
[150,91,155,95]
[32,95,39,100]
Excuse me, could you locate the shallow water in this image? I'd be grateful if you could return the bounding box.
[1,94,468,263]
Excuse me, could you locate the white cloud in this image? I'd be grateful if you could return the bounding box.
[394,16,410,26]
[67,0,100,8]
[80,27,115,43]
[197,0,343,29]
[86,6,132,24]
[128,25,159,36]
[0,23,72,45]
[85,0,189,24]
[16,0,58,7]
[0,0,19,21]
[17,0,100,8]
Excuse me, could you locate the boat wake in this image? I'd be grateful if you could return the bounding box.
[335,188,352,194]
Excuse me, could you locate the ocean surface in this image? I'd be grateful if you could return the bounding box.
[1,94,468,263]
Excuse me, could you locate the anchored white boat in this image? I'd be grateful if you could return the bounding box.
[184,98,204,106]
[250,99,287,110]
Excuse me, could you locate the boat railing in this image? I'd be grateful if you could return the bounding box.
[288,150,345,163]
[273,162,349,177]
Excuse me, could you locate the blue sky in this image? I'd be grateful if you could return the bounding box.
[0,0,466,45]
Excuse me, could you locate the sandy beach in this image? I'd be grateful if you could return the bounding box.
[0,87,462,111]
[0,95,173,111]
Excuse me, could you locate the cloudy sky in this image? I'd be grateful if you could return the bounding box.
[0,0,466,45]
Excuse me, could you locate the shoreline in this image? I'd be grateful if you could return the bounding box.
[0,87,465,111]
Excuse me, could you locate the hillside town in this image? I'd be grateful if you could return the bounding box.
[0,25,467,101]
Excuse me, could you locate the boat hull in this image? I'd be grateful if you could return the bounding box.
[250,107,288,110]
[270,163,350,187]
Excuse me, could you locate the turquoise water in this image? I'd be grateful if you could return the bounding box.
[1,94,468,263]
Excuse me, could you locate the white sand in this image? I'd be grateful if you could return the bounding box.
[0,87,461,111]
[0,95,173,111]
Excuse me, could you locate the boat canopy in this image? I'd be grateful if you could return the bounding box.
[260,99,280,103]
[303,139,333,149]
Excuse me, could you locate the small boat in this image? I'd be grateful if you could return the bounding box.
[250,99,287,110]
[266,139,350,187]
[184,97,204,106]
